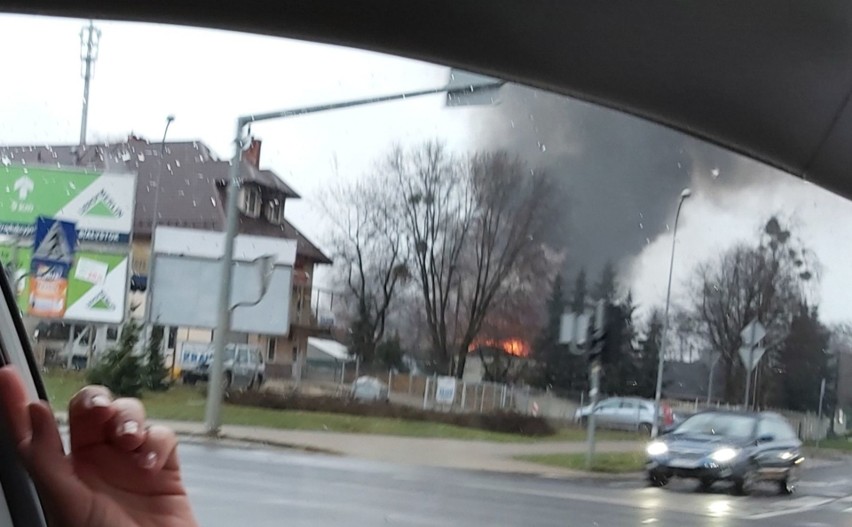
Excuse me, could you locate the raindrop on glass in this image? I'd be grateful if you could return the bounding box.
[711,168,720,179]
[538,142,547,153]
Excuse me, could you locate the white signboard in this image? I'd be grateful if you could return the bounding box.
[435,376,457,404]
[149,227,297,335]
[738,345,766,372]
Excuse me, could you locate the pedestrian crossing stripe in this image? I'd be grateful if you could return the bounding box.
[33,221,74,263]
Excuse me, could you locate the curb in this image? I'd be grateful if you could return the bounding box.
[177,432,343,456]
[55,413,342,457]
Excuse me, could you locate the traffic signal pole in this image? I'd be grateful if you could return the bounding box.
[585,358,601,469]
[585,300,606,470]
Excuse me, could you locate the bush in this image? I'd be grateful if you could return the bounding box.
[229,390,555,437]
[87,319,145,398]
[145,325,170,391]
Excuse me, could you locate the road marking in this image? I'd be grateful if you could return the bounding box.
[744,497,834,520]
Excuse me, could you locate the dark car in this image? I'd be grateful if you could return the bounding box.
[645,411,803,495]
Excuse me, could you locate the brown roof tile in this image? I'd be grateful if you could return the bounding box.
[0,137,330,265]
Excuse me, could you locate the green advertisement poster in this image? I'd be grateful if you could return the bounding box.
[0,245,128,324]
[0,166,135,243]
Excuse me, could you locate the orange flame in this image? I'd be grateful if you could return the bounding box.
[469,338,529,357]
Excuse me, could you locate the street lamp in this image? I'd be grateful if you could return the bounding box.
[203,71,504,435]
[651,187,691,437]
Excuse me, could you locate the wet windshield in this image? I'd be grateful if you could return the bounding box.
[1,12,851,527]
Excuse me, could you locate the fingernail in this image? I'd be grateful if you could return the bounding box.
[89,395,110,408]
[117,420,140,436]
[138,451,158,469]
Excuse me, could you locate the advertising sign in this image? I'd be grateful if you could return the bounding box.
[27,216,78,317]
[149,227,297,335]
[28,259,71,317]
[0,166,135,243]
[435,376,457,404]
[0,245,128,324]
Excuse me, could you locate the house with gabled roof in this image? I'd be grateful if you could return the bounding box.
[0,136,332,378]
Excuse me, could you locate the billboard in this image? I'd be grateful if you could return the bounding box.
[0,166,135,243]
[0,245,129,324]
[149,227,297,335]
[0,165,135,323]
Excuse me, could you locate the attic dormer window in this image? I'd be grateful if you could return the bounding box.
[241,185,261,218]
[265,198,284,224]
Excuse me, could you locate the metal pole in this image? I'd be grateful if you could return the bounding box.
[652,190,690,437]
[79,21,99,146]
[422,377,430,409]
[586,360,601,470]
[744,322,756,408]
[706,353,719,405]
[817,378,826,447]
[203,118,244,436]
[147,116,175,375]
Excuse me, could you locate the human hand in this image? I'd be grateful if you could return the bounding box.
[0,366,198,527]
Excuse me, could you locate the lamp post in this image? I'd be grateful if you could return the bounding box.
[203,71,504,435]
[143,115,174,371]
[651,188,692,437]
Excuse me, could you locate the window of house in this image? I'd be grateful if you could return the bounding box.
[264,198,284,224]
[241,185,261,217]
[267,338,276,362]
[292,346,298,363]
[106,326,119,341]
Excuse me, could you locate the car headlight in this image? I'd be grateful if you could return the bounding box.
[646,441,668,456]
[710,447,739,463]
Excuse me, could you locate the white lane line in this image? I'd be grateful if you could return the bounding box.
[744,498,835,520]
[462,482,707,518]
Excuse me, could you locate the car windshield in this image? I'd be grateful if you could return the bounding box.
[2,12,850,527]
[673,413,756,439]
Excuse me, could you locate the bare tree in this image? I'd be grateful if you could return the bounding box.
[684,216,817,403]
[320,171,409,363]
[391,142,564,377]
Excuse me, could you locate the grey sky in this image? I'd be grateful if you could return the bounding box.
[2,14,852,325]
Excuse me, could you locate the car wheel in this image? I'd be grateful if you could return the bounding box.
[779,466,799,495]
[698,478,715,492]
[580,416,588,428]
[638,423,652,436]
[247,376,256,391]
[222,372,232,393]
[648,471,669,488]
[734,466,757,496]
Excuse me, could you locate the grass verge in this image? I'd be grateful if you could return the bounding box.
[41,370,642,443]
[516,451,646,473]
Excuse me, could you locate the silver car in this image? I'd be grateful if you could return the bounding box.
[574,397,674,435]
[351,376,390,402]
[182,346,265,391]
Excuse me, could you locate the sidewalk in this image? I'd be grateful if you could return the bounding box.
[55,412,642,478]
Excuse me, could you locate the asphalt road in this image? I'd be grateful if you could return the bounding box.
[178,439,852,527]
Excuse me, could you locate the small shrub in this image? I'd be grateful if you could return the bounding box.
[145,325,170,391]
[87,319,145,398]
[229,391,555,437]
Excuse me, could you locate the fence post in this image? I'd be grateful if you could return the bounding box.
[388,370,393,392]
[501,384,507,409]
[408,374,413,394]
[491,383,498,411]
[423,377,430,409]
[479,384,486,413]
[461,381,467,411]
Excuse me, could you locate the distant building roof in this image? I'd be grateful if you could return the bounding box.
[0,137,330,265]
[307,337,352,362]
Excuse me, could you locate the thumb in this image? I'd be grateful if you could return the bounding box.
[19,402,94,526]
